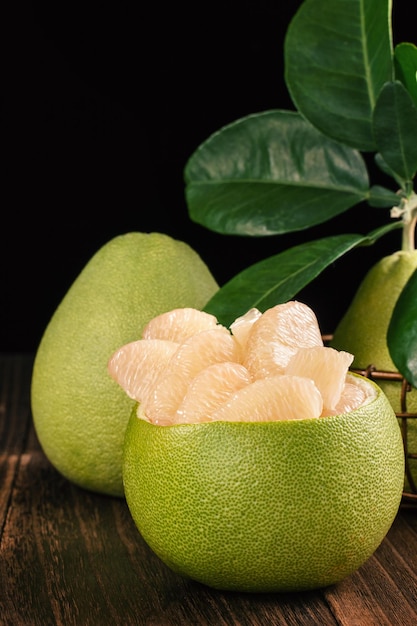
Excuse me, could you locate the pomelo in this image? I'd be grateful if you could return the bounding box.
[331,250,417,493]
[30,232,219,497]
[109,302,404,591]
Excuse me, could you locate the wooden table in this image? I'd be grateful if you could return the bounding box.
[1,354,416,626]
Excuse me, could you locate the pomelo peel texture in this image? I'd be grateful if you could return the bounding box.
[331,250,417,491]
[123,374,404,592]
[115,302,404,592]
[30,232,219,497]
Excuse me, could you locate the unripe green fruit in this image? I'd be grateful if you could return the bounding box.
[31,232,219,497]
[331,250,417,492]
[123,375,404,592]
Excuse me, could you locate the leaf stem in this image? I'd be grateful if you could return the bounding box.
[401,192,417,252]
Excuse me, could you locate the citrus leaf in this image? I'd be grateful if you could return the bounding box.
[284,0,393,151]
[394,42,417,107]
[374,152,409,189]
[203,234,370,326]
[368,185,401,208]
[373,81,417,181]
[387,268,417,388]
[361,220,403,245]
[185,110,369,236]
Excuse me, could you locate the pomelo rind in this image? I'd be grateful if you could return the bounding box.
[330,250,417,493]
[31,232,219,497]
[123,373,404,593]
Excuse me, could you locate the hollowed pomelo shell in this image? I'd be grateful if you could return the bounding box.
[123,374,404,593]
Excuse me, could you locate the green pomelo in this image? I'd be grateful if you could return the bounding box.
[31,232,219,497]
[123,374,404,593]
[331,250,417,493]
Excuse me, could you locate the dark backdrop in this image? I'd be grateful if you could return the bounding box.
[3,1,414,352]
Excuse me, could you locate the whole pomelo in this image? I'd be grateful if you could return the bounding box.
[31,232,219,497]
[123,374,404,593]
[331,250,417,492]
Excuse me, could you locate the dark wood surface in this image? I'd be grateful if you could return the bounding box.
[1,354,416,626]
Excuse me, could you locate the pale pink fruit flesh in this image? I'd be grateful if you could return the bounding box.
[108,301,368,426]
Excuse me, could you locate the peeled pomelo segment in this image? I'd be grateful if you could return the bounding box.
[209,375,323,423]
[229,308,262,351]
[107,339,179,403]
[243,301,323,380]
[285,346,353,413]
[142,307,219,342]
[111,302,368,428]
[326,378,371,416]
[174,362,253,425]
[145,327,241,424]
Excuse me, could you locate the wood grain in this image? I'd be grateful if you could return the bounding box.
[1,354,416,626]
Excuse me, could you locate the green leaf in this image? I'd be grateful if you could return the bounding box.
[387,269,417,388]
[373,81,417,181]
[284,0,393,151]
[374,152,409,189]
[367,185,401,208]
[360,220,403,244]
[203,233,372,327]
[185,110,369,236]
[394,42,417,107]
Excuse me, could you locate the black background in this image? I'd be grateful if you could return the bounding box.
[3,1,414,352]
